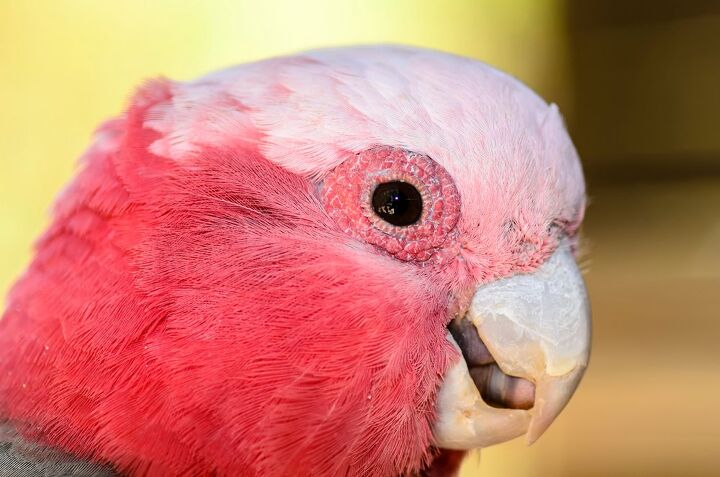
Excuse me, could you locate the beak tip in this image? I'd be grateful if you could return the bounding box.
[524,415,551,446]
[525,415,556,446]
[523,364,587,446]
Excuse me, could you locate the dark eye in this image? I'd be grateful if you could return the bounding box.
[371,181,423,226]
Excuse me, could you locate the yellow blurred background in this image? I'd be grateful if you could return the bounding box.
[1,1,718,475]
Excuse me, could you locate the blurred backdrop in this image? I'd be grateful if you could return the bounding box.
[1,1,718,475]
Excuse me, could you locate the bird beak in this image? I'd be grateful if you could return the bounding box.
[434,243,591,449]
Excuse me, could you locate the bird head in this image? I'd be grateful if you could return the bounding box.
[0,46,590,476]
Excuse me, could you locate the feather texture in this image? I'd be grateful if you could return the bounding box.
[0,46,585,476]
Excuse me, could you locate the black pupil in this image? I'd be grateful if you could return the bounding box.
[371,181,423,226]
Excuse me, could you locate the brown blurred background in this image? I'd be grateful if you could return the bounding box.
[1,1,718,475]
[528,2,720,475]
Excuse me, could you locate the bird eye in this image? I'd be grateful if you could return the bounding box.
[371,181,423,226]
[322,146,460,262]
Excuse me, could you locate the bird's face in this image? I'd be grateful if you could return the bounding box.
[0,47,590,476]
[157,47,590,452]
[320,144,588,449]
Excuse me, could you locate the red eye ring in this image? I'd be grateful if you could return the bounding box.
[322,146,461,262]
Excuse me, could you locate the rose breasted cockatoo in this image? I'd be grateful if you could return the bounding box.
[0,46,590,476]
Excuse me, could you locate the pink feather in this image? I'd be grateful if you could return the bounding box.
[0,46,585,476]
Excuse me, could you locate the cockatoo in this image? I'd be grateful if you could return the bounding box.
[0,46,590,476]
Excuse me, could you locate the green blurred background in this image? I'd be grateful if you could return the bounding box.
[1,1,718,475]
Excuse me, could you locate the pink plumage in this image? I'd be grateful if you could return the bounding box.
[0,46,587,476]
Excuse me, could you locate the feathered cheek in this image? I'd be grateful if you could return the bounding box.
[321,146,461,263]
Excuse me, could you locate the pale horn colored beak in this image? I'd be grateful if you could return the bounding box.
[434,242,591,449]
